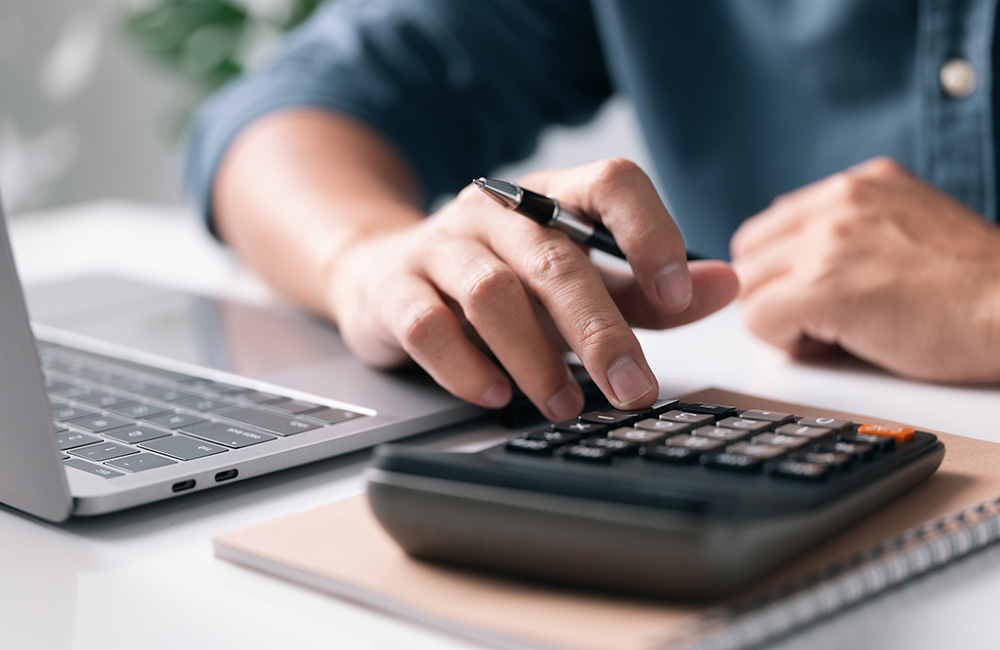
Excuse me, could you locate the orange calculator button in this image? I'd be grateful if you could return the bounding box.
[858,423,915,443]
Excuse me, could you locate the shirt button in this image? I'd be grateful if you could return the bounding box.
[939,58,977,99]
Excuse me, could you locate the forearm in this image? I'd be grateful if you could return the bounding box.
[212,109,424,320]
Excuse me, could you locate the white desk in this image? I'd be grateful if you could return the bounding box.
[3,202,999,650]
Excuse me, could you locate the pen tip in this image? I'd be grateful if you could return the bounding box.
[472,178,486,189]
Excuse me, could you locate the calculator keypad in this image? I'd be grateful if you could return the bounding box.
[502,400,903,481]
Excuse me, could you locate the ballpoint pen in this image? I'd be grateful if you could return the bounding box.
[473,177,625,259]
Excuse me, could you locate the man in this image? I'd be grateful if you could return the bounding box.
[185,1,1000,420]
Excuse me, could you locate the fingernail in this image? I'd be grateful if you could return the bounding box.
[480,380,511,408]
[607,357,654,406]
[547,384,582,421]
[654,263,692,310]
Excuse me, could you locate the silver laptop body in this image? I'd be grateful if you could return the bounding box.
[0,196,483,522]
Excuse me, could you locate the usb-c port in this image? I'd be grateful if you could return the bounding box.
[215,469,239,482]
[172,480,196,493]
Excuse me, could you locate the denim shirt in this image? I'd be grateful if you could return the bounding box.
[185,0,998,260]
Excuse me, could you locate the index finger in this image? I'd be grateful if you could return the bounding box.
[523,159,693,313]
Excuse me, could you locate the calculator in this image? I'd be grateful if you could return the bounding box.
[365,398,944,599]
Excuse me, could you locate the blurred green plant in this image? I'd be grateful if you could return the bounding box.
[122,0,322,94]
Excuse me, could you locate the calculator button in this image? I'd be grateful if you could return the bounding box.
[640,444,701,463]
[840,430,896,452]
[634,418,691,434]
[608,427,667,443]
[691,426,751,443]
[665,435,727,452]
[796,416,852,432]
[857,423,914,443]
[681,403,739,419]
[725,442,787,460]
[643,399,682,417]
[505,438,558,455]
[770,460,831,481]
[798,451,852,470]
[525,429,584,445]
[579,410,639,426]
[563,445,616,462]
[660,410,714,426]
[775,423,833,440]
[752,433,810,450]
[552,420,609,435]
[582,436,639,454]
[738,410,795,425]
[716,417,775,434]
[703,452,763,472]
[817,440,874,460]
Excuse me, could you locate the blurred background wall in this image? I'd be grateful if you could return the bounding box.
[0,0,651,217]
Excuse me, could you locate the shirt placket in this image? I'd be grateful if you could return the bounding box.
[916,0,998,221]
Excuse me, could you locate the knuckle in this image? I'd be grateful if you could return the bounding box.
[398,302,452,352]
[574,313,622,354]
[587,157,644,191]
[828,172,874,205]
[462,263,519,311]
[524,238,587,288]
[861,155,904,177]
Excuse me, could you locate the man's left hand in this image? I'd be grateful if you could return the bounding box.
[730,156,1000,383]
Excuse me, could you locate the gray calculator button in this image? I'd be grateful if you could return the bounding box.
[717,417,774,433]
[692,426,750,443]
[752,433,810,449]
[57,431,102,450]
[608,427,667,443]
[665,435,727,451]
[181,422,276,448]
[140,435,228,460]
[69,442,138,462]
[775,423,833,440]
[634,419,691,434]
[65,458,124,478]
[659,410,714,426]
[726,442,786,460]
[739,410,795,425]
[106,452,178,472]
[103,425,172,444]
[796,416,852,432]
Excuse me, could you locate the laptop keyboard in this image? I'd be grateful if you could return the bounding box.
[39,341,367,479]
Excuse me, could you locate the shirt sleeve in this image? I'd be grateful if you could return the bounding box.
[183,0,613,232]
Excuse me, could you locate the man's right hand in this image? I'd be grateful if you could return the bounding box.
[324,159,738,421]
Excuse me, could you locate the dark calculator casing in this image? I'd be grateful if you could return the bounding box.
[365,399,944,599]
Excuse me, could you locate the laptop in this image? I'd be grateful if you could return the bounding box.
[0,194,485,522]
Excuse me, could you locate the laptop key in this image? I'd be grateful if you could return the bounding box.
[139,435,228,460]
[181,421,276,448]
[174,395,235,413]
[215,406,320,436]
[306,407,366,425]
[144,412,207,430]
[69,442,139,462]
[52,404,99,422]
[65,458,124,478]
[74,391,132,409]
[106,452,178,472]
[103,425,172,444]
[265,398,323,415]
[71,415,135,433]
[57,431,102,450]
[109,401,172,420]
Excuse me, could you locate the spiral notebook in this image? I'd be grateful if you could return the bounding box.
[213,389,1000,650]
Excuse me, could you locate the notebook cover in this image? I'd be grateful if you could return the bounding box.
[214,388,1000,650]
